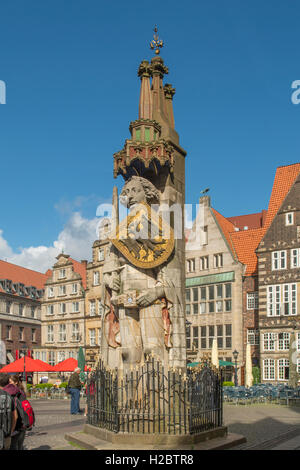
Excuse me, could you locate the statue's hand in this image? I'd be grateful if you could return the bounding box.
[112,277,121,292]
[136,289,158,308]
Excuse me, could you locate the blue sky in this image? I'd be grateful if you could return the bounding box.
[0,0,300,270]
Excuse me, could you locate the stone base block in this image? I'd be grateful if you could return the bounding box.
[65,424,246,450]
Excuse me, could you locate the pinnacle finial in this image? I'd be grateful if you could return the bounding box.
[150,25,163,55]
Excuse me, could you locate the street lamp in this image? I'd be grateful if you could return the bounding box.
[233,349,239,386]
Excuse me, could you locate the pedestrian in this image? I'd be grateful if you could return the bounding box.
[0,374,17,450]
[3,374,27,450]
[84,368,94,417]
[68,367,83,415]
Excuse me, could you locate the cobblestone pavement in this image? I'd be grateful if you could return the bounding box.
[224,402,300,449]
[23,399,300,450]
[24,398,87,450]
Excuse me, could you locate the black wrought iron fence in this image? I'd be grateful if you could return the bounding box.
[86,356,223,435]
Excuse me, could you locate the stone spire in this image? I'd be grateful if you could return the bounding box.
[138,60,152,120]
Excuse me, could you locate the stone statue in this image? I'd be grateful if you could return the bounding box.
[101,176,184,372]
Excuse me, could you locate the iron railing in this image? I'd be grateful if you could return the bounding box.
[86,356,223,435]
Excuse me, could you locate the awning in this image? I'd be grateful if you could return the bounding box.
[186,271,235,288]
[187,359,234,368]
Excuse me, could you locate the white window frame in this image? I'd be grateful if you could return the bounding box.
[59,324,66,343]
[278,332,290,350]
[59,285,66,296]
[72,283,78,294]
[213,253,223,268]
[59,303,66,315]
[48,287,54,298]
[247,292,258,310]
[291,248,300,268]
[59,269,66,279]
[263,358,275,380]
[278,358,289,381]
[89,329,96,346]
[200,256,209,270]
[247,329,259,345]
[98,249,105,261]
[93,271,100,286]
[285,212,294,226]
[72,323,80,342]
[263,332,276,351]
[272,250,286,270]
[90,300,96,316]
[47,304,54,315]
[72,301,79,313]
[47,325,54,343]
[187,258,195,273]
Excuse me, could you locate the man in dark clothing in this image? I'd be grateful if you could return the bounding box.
[3,378,26,450]
[68,368,83,415]
[0,374,17,450]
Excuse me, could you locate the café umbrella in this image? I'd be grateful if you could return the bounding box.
[0,357,55,373]
[52,358,87,372]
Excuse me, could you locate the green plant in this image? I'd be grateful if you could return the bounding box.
[34,383,54,390]
[222,381,234,387]
[26,384,33,390]
[252,366,260,385]
[59,382,68,388]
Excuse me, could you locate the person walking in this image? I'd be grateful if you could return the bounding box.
[0,374,17,450]
[68,367,83,415]
[4,375,27,450]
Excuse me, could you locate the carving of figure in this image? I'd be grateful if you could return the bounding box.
[101,176,183,371]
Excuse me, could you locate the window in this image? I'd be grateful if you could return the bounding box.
[297,333,300,352]
[59,285,66,296]
[90,300,96,316]
[31,328,36,342]
[59,269,66,279]
[59,303,66,314]
[6,325,11,340]
[135,128,141,141]
[217,325,223,348]
[192,326,199,349]
[272,251,286,270]
[72,283,78,294]
[89,329,96,346]
[216,300,223,313]
[200,256,209,270]
[59,324,66,342]
[72,302,79,313]
[247,329,259,345]
[58,351,66,363]
[144,127,150,142]
[47,305,54,315]
[31,306,35,318]
[278,359,289,380]
[208,325,215,348]
[98,328,101,346]
[49,351,55,365]
[19,304,24,316]
[247,292,258,310]
[6,301,11,314]
[263,359,275,380]
[278,332,290,350]
[214,253,223,268]
[48,287,54,298]
[268,284,297,316]
[186,325,191,350]
[187,258,195,273]
[263,332,276,351]
[201,326,206,349]
[47,325,54,343]
[72,323,80,342]
[225,324,232,348]
[93,271,100,286]
[291,248,300,268]
[98,249,105,261]
[18,327,24,341]
[285,212,294,226]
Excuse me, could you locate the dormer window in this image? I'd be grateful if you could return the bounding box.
[59,269,66,279]
[286,212,294,226]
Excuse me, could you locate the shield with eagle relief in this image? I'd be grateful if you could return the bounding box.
[110,202,174,269]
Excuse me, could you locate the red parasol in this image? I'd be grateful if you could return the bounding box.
[52,358,87,372]
[0,356,55,373]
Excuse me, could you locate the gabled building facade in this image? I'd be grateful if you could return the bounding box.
[257,164,300,383]
[185,195,244,380]
[34,253,86,365]
[0,260,48,366]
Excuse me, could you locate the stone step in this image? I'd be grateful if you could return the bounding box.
[65,431,246,450]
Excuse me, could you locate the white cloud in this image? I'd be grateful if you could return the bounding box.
[0,212,99,273]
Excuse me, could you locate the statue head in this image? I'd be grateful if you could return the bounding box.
[120,176,160,208]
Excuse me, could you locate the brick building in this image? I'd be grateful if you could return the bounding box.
[257,163,300,383]
[0,260,48,367]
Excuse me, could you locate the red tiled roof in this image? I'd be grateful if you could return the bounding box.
[0,260,49,290]
[230,228,264,276]
[227,211,266,230]
[263,163,300,234]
